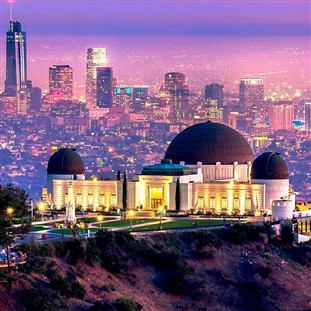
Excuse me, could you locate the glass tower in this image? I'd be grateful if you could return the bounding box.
[86,48,107,108]
[5,20,28,115]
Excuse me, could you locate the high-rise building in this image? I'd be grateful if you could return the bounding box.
[86,48,107,108]
[164,72,189,121]
[116,87,131,109]
[239,78,264,114]
[5,19,28,115]
[96,67,113,108]
[205,83,224,108]
[269,101,294,131]
[132,86,148,113]
[305,102,311,131]
[30,87,42,112]
[49,65,73,98]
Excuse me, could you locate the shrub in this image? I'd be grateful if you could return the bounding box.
[112,297,143,311]
[20,287,69,311]
[281,225,294,246]
[48,271,86,299]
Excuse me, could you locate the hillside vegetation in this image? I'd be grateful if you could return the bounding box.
[1,224,311,311]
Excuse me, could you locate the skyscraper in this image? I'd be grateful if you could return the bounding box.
[305,102,311,131]
[164,72,189,121]
[86,48,107,108]
[205,83,224,108]
[116,87,132,109]
[269,101,294,131]
[239,78,264,114]
[5,19,28,115]
[96,67,113,108]
[132,86,148,113]
[49,65,73,98]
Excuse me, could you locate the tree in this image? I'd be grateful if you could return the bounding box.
[0,218,31,278]
[122,172,127,211]
[0,184,30,218]
[175,178,181,211]
[117,170,121,181]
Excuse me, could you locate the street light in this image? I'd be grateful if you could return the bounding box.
[38,202,45,221]
[128,210,135,230]
[97,215,104,230]
[158,206,163,230]
[6,207,13,224]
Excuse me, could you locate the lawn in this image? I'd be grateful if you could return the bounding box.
[94,218,156,228]
[131,219,239,231]
[32,226,51,232]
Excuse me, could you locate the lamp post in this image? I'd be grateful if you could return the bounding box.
[97,215,104,230]
[128,210,135,230]
[30,199,34,221]
[38,202,45,221]
[158,206,163,230]
[6,207,13,224]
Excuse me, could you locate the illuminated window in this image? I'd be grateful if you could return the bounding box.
[234,198,240,210]
[210,198,216,209]
[88,194,93,205]
[111,195,116,206]
[100,195,105,205]
[246,198,252,210]
[76,194,82,205]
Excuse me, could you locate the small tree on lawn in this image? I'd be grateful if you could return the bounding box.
[122,172,127,211]
[117,170,121,181]
[175,178,181,211]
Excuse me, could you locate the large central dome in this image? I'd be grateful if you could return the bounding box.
[165,122,254,165]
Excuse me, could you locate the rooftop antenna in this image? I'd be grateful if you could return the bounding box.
[9,0,13,21]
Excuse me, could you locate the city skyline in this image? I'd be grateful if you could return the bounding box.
[0,1,310,98]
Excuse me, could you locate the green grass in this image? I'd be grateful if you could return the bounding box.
[32,226,52,232]
[130,219,239,231]
[96,218,156,228]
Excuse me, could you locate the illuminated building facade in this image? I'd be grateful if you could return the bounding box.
[5,20,28,115]
[96,67,113,108]
[86,48,107,108]
[269,101,294,131]
[165,72,189,121]
[205,83,224,108]
[132,86,148,113]
[49,65,73,98]
[45,123,294,215]
[115,87,131,109]
[239,78,264,115]
[305,102,311,131]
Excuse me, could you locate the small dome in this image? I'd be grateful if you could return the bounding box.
[165,122,254,165]
[47,148,85,175]
[251,152,288,180]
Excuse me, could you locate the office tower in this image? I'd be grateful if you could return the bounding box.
[5,19,28,115]
[164,72,189,121]
[116,87,131,109]
[205,83,224,108]
[132,86,148,113]
[49,65,73,98]
[239,78,264,114]
[269,101,294,131]
[96,67,113,108]
[305,102,311,131]
[86,48,107,108]
[30,87,42,112]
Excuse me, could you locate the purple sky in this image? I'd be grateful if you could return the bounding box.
[0,1,310,96]
[1,1,310,37]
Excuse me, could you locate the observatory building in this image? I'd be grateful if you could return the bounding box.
[44,122,294,215]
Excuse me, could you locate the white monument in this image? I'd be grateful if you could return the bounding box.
[65,182,76,223]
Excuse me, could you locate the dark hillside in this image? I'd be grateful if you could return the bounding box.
[1,224,311,311]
